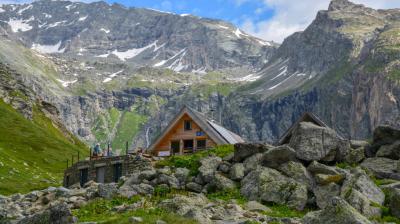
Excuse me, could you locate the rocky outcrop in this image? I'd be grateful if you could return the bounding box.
[289,122,350,162]
[302,197,373,224]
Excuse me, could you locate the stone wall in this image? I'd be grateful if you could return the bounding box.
[63,155,152,187]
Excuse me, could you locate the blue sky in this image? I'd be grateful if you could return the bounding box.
[2,0,400,42]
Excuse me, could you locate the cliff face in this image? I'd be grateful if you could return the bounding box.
[0,0,399,150]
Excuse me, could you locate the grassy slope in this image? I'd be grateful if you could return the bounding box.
[0,100,88,195]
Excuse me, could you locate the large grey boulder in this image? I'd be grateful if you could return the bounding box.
[210,173,236,191]
[302,197,372,224]
[233,143,270,162]
[262,145,298,169]
[199,156,222,183]
[158,194,209,219]
[17,203,75,224]
[155,174,180,189]
[244,201,271,212]
[307,161,347,176]
[376,141,400,160]
[130,183,154,195]
[345,147,365,164]
[289,122,350,162]
[385,188,400,218]
[361,157,400,180]
[243,153,264,174]
[278,161,314,190]
[174,168,190,185]
[367,126,400,157]
[186,182,203,193]
[229,163,245,181]
[241,167,308,210]
[98,183,118,199]
[314,183,341,209]
[340,168,385,217]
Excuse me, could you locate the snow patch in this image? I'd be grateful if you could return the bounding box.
[17,4,32,14]
[102,78,112,83]
[46,20,67,28]
[0,7,4,13]
[234,28,248,38]
[154,60,167,67]
[268,72,297,90]
[109,70,123,78]
[111,40,160,61]
[100,28,110,33]
[257,39,271,46]
[180,14,190,17]
[231,74,261,82]
[78,15,87,21]
[43,13,52,18]
[31,41,65,54]
[56,79,77,87]
[7,17,33,32]
[218,25,229,29]
[65,4,75,11]
[271,66,287,81]
[297,73,306,77]
[192,67,207,75]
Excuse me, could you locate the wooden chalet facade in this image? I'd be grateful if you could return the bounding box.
[148,105,244,157]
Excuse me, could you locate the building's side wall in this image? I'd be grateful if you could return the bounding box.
[153,114,217,156]
[63,156,152,187]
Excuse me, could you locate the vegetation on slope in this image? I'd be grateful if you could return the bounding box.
[0,100,88,195]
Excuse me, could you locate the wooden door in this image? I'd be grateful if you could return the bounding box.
[171,141,180,155]
[79,168,88,187]
[113,163,122,182]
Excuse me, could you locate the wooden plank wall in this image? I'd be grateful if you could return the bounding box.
[154,114,216,156]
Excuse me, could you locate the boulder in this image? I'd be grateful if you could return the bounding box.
[376,141,400,160]
[243,153,263,174]
[278,161,314,190]
[17,202,75,224]
[244,201,271,212]
[344,147,365,164]
[129,216,143,223]
[302,197,372,224]
[222,153,234,162]
[131,184,154,195]
[138,169,157,181]
[155,174,180,188]
[233,143,270,162]
[289,122,350,162]
[340,168,385,217]
[186,182,203,193]
[262,145,298,169]
[350,140,370,149]
[314,182,341,209]
[158,194,209,216]
[98,183,118,199]
[210,173,236,191]
[307,161,346,176]
[361,157,400,180]
[229,163,245,181]
[218,162,231,174]
[314,174,344,185]
[385,188,400,218]
[241,167,308,211]
[174,168,190,184]
[199,156,222,183]
[367,126,400,157]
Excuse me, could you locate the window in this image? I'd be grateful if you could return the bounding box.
[184,120,192,131]
[197,139,206,149]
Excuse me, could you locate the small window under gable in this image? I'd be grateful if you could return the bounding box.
[184,120,192,131]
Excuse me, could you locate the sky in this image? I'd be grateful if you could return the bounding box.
[1,0,400,42]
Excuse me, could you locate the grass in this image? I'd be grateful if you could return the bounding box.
[155,145,234,176]
[206,187,247,205]
[74,195,198,224]
[263,204,308,218]
[0,100,88,195]
[111,110,148,152]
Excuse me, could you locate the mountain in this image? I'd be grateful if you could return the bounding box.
[0,62,88,195]
[0,0,398,152]
[133,0,400,145]
[0,0,276,73]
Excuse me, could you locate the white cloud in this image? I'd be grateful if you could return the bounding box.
[241,0,400,43]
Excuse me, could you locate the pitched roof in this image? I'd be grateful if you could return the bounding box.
[148,105,245,152]
[277,112,329,145]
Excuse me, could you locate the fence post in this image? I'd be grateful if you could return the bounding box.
[66,159,69,168]
[126,141,128,155]
[89,148,92,161]
[108,143,110,157]
[78,151,80,162]
[71,155,74,165]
